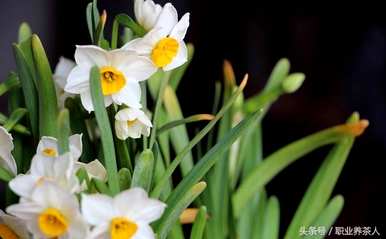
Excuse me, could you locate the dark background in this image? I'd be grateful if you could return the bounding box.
[1,0,385,236]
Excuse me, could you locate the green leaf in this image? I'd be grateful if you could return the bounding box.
[151,76,248,198]
[158,114,214,135]
[111,13,146,48]
[232,119,368,218]
[131,149,154,192]
[0,72,20,96]
[165,110,262,222]
[190,206,207,239]
[156,182,207,239]
[92,178,112,195]
[118,168,132,190]
[57,109,70,154]
[262,196,280,239]
[3,108,28,132]
[18,22,32,43]
[76,167,90,189]
[0,167,14,182]
[32,34,59,138]
[284,113,359,239]
[169,44,194,90]
[89,66,120,194]
[163,85,194,176]
[13,43,38,138]
[303,196,344,239]
[86,0,100,42]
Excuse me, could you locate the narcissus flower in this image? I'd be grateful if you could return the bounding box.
[54,57,76,108]
[7,181,88,239]
[0,209,29,239]
[37,134,82,159]
[9,153,81,199]
[64,46,156,112]
[75,159,107,181]
[82,187,166,239]
[115,108,152,140]
[124,3,190,71]
[0,126,17,175]
[134,0,162,31]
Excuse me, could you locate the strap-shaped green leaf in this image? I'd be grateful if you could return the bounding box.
[284,113,359,239]
[261,196,280,239]
[0,72,20,96]
[89,66,120,194]
[151,76,248,198]
[18,22,32,43]
[232,119,368,218]
[32,34,59,138]
[156,182,207,239]
[86,0,100,42]
[131,149,154,192]
[158,114,214,135]
[0,167,14,182]
[190,206,207,239]
[3,108,28,132]
[57,109,70,154]
[13,43,38,138]
[303,195,344,239]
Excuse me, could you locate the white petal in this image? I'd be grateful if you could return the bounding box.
[134,0,144,23]
[69,134,83,159]
[30,155,54,176]
[9,174,40,198]
[126,123,143,139]
[163,41,188,71]
[110,51,157,82]
[54,57,76,89]
[115,120,130,141]
[87,224,109,239]
[137,111,153,127]
[65,65,91,94]
[114,188,166,224]
[68,214,90,239]
[133,223,155,239]
[111,80,142,108]
[0,126,17,175]
[80,90,113,113]
[6,202,43,220]
[154,3,178,35]
[141,0,163,30]
[170,13,190,41]
[115,108,140,121]
[81,194,115,226]
[75,45,108,68]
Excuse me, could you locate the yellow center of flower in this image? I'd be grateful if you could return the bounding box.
[38,208,68,238]
[100,66,126,96]
[110,217,138,239]
[151,37,179,67]
[127,119,137,127]
[42,148,57,157]
[0,224,19,239]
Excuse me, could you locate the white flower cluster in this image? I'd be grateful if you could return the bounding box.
[0,0,190,237]
[0,129,166,239]
[53,0,190,141]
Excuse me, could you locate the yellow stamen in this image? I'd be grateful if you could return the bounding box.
[127,119,137,127]
[151,37,179,67]
[42,148,57,157]
[110,217,138,239]
[0,224,19,239]
[38,208,68,238]
[100,66,126,95]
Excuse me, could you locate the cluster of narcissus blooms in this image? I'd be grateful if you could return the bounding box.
[0,0,190,238]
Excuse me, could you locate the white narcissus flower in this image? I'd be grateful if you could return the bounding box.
[124,3,190,71]
[7,181,88,239]
[82,187,166,239]
[115,108,152,140]
[37,134,83,159]
[64,46,156,112]
[0,209,30,239]
[134,0,162,31]
[53,57,76,108]
[9,153,81,199]
[0,126,17,175]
